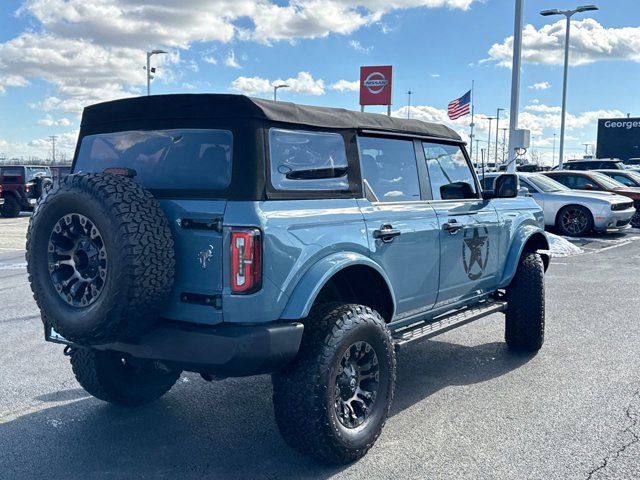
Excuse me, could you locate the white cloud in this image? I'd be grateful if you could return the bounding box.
[430,73,440,78]
[329,79,359,92]
[224,50,242,68]
[231,71,325,96]
[488,19,640,67]
[529,81,551,90]
[525,104,561,113]
[37,115,72,127]
[349,40,373,53]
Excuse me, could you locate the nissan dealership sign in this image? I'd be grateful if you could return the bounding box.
[360,65,393,106]
[597,117,640,160]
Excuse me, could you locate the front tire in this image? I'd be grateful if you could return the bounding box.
[70,348,181,406]
[505,253,545,352]
[272,304,396,464]
[556,205,593,237]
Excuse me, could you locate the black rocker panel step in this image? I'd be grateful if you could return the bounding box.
[392,300,507,349]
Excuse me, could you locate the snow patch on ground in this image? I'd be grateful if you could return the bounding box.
[546,233,584,257]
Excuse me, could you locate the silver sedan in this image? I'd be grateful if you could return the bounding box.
[480,172,636,237]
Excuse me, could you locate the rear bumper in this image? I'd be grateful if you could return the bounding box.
[46,320,304,377]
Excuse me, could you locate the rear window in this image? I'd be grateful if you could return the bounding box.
[25,167,51,180]
[0,167,23,177]
[268,128,348,191]
[75,129,233,190]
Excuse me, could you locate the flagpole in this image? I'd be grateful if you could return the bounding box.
[469,80,475,160]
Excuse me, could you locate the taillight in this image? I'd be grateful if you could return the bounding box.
[230,228,262,294]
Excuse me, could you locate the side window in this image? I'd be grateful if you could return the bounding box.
[564,163,577,170]
[269,128,348,191]
[551,175,572,188]
[358,136,421,202]
[612,174,634,187]
[572,175,597,189]
[520,179,536,192]
[422,142,478,200]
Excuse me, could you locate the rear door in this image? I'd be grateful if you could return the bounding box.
[422,141,500,305]
[74,128,234,325]
[357,136,440,320]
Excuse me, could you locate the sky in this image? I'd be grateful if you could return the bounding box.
[0,0,639,165]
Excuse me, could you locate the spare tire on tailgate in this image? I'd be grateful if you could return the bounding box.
[26,173,175,345]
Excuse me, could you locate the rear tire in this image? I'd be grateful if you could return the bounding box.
[70,348,181,406]
[1,196,20,218]
[505,253,545,352]
[272,304,396,464]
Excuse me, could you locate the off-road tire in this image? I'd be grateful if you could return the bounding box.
[70,348,181,406]
[556,205,593,237]
[505,252,545,352]
[272,304,396,464]
[34,176,53,198]
[1,195,20,218]
[26,173,175,344]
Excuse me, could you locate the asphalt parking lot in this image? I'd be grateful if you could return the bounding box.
[1,216,638,479]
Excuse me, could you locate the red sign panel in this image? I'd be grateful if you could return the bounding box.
[359,65,393,106]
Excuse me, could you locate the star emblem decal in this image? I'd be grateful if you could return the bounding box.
[462,226,489,280]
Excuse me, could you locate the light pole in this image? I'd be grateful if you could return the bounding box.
[146,50,168,96]
[273,84,289,101]
[552,133,557,166]
[49,136,57,164]
[406,91,413,119]
[495,108,505,165]
[540,5,599,168]
[506,0,525,173]
[486,117,496,166]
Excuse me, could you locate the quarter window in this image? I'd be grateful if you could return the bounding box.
[269,129,348,191]
[358,137,421,202]
[423,142,478,200]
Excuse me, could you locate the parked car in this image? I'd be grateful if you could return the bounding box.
[623,158,640,167]
[0,185,4,208]
[0,165,53,217]
[481,172,635,236]
[562,159,627,171]
[544,170,640,228]
[27,94,550,464]
[596,169,640,188]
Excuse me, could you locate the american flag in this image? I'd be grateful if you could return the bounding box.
[447,90,471,120]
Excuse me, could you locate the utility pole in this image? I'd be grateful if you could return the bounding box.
[475,139,481,164]
[495,108,505,165]
[49,136,57,164]
[406,91,413,119]
[552,133,557,166]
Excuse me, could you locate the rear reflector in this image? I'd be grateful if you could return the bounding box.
[230,228,262,294]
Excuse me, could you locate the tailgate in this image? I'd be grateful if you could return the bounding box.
[159,199,227,325]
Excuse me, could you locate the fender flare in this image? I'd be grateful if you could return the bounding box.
[498,226,550,288]
[279,252,396,320]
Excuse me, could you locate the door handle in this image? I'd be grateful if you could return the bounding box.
[373,224,402,243]
[443,219,464,234]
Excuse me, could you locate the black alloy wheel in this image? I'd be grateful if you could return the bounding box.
[48,213,107,308]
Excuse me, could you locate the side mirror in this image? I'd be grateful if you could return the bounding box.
[493,174,519,198]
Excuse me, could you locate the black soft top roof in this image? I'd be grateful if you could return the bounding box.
[80,94,461,142]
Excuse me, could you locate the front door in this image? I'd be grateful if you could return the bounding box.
[421,141,500,306]
[358,136,440,321]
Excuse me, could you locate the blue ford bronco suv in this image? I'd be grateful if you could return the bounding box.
[26,94,549,464]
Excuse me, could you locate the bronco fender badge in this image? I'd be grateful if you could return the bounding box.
[198,245,214,269]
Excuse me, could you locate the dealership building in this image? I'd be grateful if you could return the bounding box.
[596,117,640,160]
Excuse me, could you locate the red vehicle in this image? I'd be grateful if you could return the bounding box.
[0,165,53,218]
[544,170,640,227]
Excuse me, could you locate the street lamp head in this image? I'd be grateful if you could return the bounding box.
[576,5,598,13]
[540,9,561,16]
[274,84,290,89]
[149,49,168,55]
